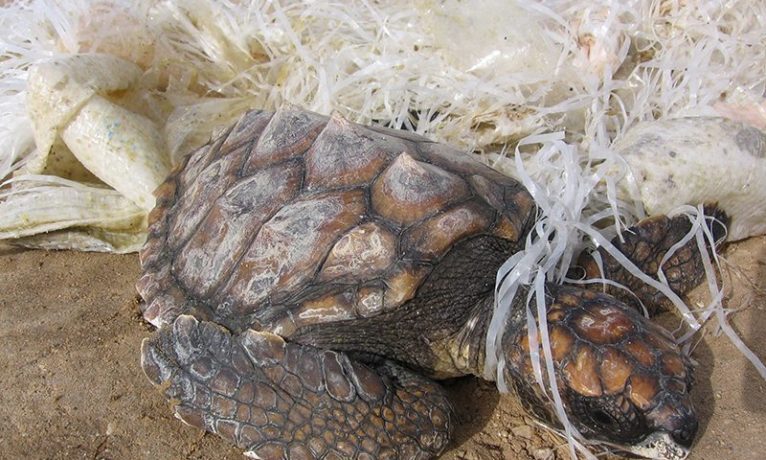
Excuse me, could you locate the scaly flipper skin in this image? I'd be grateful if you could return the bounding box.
[577,207,728,315]
[141,315,453,460]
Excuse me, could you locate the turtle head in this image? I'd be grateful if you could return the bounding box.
[501,287,697,459]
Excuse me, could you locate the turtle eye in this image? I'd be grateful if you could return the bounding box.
[568,392,648,443]
[589,408,615,427]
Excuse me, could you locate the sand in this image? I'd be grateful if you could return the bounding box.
[1,237,764,460]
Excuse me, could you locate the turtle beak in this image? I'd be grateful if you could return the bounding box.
[622,431,690,460]
[619,396,697,460]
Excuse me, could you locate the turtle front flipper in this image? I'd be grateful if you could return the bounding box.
[577,205,728,315]
[141,315,453,460]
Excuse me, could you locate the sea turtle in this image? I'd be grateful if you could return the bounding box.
[138,107,723,459]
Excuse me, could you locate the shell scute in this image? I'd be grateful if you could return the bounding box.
[168,143,251,248]
[217,190,366,317]
[244,107,327,173]
[418,141,507,183]
[305,114,409,191]
[381,262,430,311]
[177,123,236,191]
[319,222,397,282]
[294,290,357,328]
[354,284,386,318]
[220,110,273,153]
[402,200,493,260]
[172,162,304,299]
[468,173,534,242]
[371,152,469,227]
[365,123,434,143]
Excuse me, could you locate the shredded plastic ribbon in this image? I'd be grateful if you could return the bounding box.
[487,130,766,458]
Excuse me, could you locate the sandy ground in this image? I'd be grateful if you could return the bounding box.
[0,237,764,460]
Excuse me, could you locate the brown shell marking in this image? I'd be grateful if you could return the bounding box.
[468,174,535,242]
[244,107,327,173]
[418,141,508,182]
[295,291,357,327]
[625,339,656,368]
[548,325,575,363]
[354,286,386,318]
[167,143,251,248]
[219,190,366,316]
[628,373,660,410]
[135,263,170,302]
[402,200,493,259]
[175,120,240,192]
[382,263,430,310]
[173,162,303,298]
[305,114,409,191]
[371,152,469,227]
[660,353,687,379]
[319,223,397,282]
[219,110,274,153]
[142,284,188,326]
